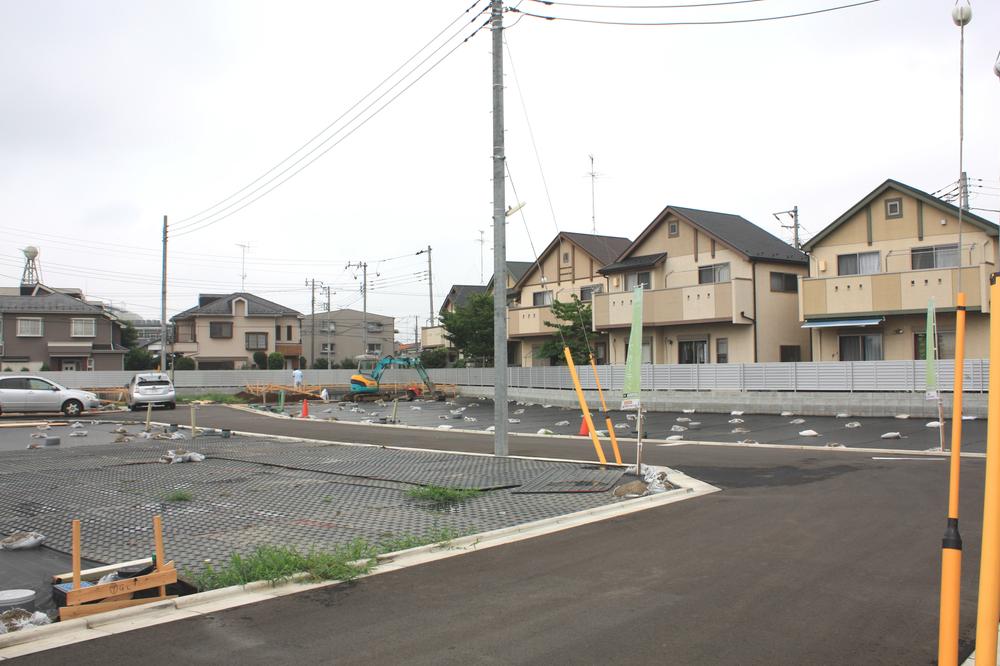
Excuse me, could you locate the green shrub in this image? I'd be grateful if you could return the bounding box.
[253,351,268,369]
[312,358,329,369]
[174,356,196,371]
[267,352,284,369]
[406,485,481,506]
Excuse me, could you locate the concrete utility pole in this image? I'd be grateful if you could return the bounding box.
[491,0,508,457]
[347,262,368,353]
[307,278,317,367]
[160,215,168,372]
[417,246,434,326]
[324,285,333,368]
[414,316,420,353]
[773,206,800,250]
[236,243,250,291]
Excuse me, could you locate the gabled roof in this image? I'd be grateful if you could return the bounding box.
[440,284,488,315]
[0,292,110,315]
[623,205,806,265]
[171,292,303,321]
[598,253,668,275]
[485,261,536,293]
[512,231,633,290]
[802,178,1000,251]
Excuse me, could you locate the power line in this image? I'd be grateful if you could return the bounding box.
[171,11,492,237]
[508,0,880,26]
[526,0,769,8]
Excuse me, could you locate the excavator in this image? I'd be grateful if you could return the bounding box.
[347,354,444,402]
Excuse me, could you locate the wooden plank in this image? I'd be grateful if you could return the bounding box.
[72,519,81,591]
[153,515,166,597]
[65,567,176,605]
[53,558,153,583]
[0,421,69,429]
[59,596,176,621]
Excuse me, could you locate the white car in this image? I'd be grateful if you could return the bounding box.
[0,376,101,416]
[127,373,176,410]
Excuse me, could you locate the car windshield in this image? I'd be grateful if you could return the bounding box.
[138,379,171,386]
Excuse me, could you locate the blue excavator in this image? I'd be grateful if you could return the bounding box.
[348,354,443,402]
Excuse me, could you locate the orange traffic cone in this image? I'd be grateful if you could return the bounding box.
[300,399,310,418]
[578,418,589,436]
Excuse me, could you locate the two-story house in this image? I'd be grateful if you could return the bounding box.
[0,286,126,371]
[800,179,998,361]
[593,206,810,364]
[171,293,304,369]
[301,308,395,366]
[508,231,632,367]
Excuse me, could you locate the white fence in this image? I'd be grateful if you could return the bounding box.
[28,359,990,393]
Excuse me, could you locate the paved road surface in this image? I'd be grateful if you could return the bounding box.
[13,406,989,664]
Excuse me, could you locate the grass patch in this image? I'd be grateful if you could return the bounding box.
[164,489,194,502]
[377,527,465,552]
[406,485,481,506]
[191,540,376,591]
[177,393,246,404]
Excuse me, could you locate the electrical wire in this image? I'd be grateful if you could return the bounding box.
[508,0,880,26]
[527,0,769,8]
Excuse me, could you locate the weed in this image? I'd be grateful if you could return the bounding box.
[406,485,481,506]
[377,527,464,553]
[177,393,246,405]
[164,489,194,502]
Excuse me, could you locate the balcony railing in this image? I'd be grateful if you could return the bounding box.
[800,265,989,319]
[592,278,754,329]
[507,304,559,337]
[420,325,450,348]
[276,342,303,357]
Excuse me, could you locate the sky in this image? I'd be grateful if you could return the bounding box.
[1,0,998,342]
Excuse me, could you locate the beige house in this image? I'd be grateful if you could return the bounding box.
[593,206,810,364]
[171,293,304,369]
[508,232,632,367]
[800,179,998,361]
[301,309,394,367]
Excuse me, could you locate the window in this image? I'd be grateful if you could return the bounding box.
[562,251,570,264]
[275,325,281,341]
[366,322,384,333]
[0,377,27,389]
[594,342,607,365]
[625,271,651,291]
[533,291,553,306]
[321,343,335,353]
[716,338,729,364]
[915,331,956,360]
[367,343,382,355]
[86,357,95,371]
[780,345,802,362]
[27,378,55,390]
[837,251,880,276]
[679,339,708,364]
[579,284,603,302]
[770,272,799,293]
[287,325,293,340]
[245,332,268,350]
[16,318,42,337]
[210,322,233,339]
[885,197,903,219]
[641,336,653,364]
[698,263,731,284]
[839,334,883,361]
[69,318,96,337]
[668,221,679,238]
[911,244,959,270]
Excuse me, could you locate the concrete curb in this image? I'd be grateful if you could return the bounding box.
[0,465,715,658]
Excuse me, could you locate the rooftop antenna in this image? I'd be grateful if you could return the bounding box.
[236,243,250,291]
[21,246,41,285]
[587,154,602,234]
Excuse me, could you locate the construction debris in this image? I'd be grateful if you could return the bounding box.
[0,609,50,634]
[159,449,206,463]
[881,432,903,439]
[799,429,819,437]
[845,421,862,429]
[0,531,45,550]
[789,418,806,425]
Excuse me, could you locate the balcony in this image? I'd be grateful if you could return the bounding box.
[421,325,450,349]
[171,341,198,354]
[507,304,559,337]
[593,279,754,329]
[800,265,989,320]
[276,342,303,357]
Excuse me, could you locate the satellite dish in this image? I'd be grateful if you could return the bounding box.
[22,246,38,260]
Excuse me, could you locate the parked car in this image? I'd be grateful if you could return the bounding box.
[126,373,176,410]
[0,376,101,416]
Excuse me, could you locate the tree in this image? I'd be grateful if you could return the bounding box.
[339,358,356,369]
[120,321,139,349]
[125,348,155,371]
[267,352,285,369]
[174,356,195,370]
[534,296,594,365]
[39,362,51,371]
[253,351,268,369]
[440,292,494,365]
[419,348,448,369]
[312,358,329,369]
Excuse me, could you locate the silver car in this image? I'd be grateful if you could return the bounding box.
[0,376,101,416]
[127,373,176,410]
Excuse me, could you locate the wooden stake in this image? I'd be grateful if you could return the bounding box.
[153,515,166,597]
[72,519,81,590]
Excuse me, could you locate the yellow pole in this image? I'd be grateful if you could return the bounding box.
[975,277,1000,663]
[939,292,967,666]
[564,347,607,465]
[589,354,609,413]
[589,353,621,464]
[606,417,623,465]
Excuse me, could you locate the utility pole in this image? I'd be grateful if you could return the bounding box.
[347,262,368,353]
[414,316,420,353]
[773,206,800,250]
[160,215,168,372]
[491,0,508,457]
[306,278,317,367]
[478,231,486,284]
[324,285,333,369]
[416,246,434,326]
[236,243,250,291]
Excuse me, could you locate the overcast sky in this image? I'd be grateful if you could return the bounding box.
[1,0,997,340]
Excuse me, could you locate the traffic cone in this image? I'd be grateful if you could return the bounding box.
[578,418,589,436]
[300,399,310,418]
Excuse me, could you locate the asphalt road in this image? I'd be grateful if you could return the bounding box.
[12,406,990,664]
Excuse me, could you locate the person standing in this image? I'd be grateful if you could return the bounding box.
[292,367,304,388]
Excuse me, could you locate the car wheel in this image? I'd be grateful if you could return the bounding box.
[167,402,176,410]
[62,399,83,417]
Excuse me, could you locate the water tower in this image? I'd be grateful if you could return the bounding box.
[21,246,41,285]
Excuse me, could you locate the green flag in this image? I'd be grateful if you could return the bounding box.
[621,287,644,410]
[925,299,937,400]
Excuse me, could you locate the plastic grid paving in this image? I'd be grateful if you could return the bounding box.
[0,434,623,579]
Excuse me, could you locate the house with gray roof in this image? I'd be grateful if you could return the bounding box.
[0,289,126,371]
[593,205,810,365]
[171,293,304,370]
